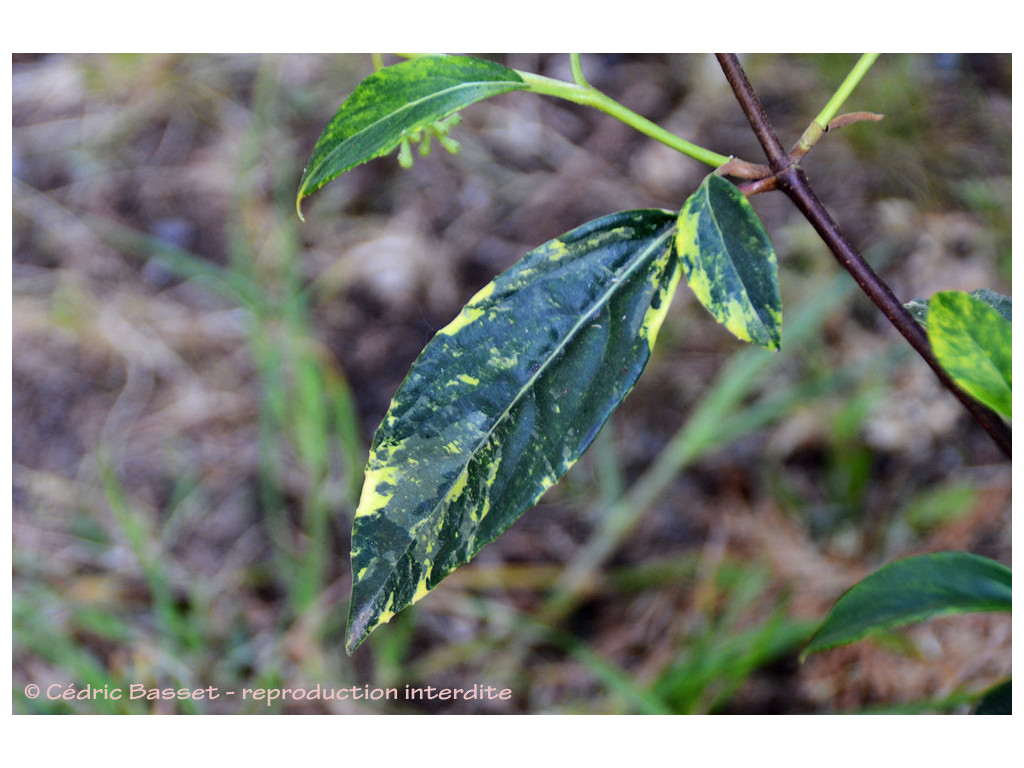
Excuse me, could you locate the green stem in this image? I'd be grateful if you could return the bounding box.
[813,53,880,129]
[517,70,732,168]
[569,53,589,87]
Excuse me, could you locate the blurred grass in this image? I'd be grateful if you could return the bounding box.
[12,53,1011,714]
[14,54,368,713]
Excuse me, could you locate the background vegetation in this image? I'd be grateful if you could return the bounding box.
[12,53,1011,713]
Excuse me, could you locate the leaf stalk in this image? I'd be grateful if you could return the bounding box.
[517,70,734,170]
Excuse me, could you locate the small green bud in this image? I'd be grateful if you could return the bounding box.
[437,133,460,155]
[437,113,462,133]
[397,138,414,168]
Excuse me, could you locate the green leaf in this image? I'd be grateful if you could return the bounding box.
[296,55,526,216]
[346,210,682,652]
[927,290,1012,418]
[973,679,1011,715]
[675,173,781,350]
[803,552,1012,659]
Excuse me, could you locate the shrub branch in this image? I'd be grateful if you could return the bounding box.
[715,53,1011,458]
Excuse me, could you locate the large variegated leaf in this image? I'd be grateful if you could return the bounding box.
[675,173,781,350]
[297,55,526,215]
[803,552,1012,658]
[346,210,681,652]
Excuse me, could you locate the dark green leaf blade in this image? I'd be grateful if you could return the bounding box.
[927,290,1012,418]
[297,55,526,215]
[973,679,1011,714]
[675,173,781,350]
[346,210,681,652]
[803,552,1012,659]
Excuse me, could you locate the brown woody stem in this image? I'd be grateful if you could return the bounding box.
[715,54,1011,458]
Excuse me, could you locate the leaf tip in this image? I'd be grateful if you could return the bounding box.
[343,634,362,656]
[344,614,371,655]
[799,636,825,663]
[344,590,395,655]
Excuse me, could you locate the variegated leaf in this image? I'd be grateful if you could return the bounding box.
[928,290,1011,419]
[346,210,681,652]
[675,173,782,350]
[297,55,526,215]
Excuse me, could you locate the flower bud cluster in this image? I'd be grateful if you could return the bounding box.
[397,114,462,168]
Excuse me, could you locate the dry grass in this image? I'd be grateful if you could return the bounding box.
[12,53,1011,714]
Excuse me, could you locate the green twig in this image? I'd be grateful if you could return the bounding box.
[792,54,882,159]
[716,53,1011,458]
[569,53,590,87]
[814,53,880,130]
